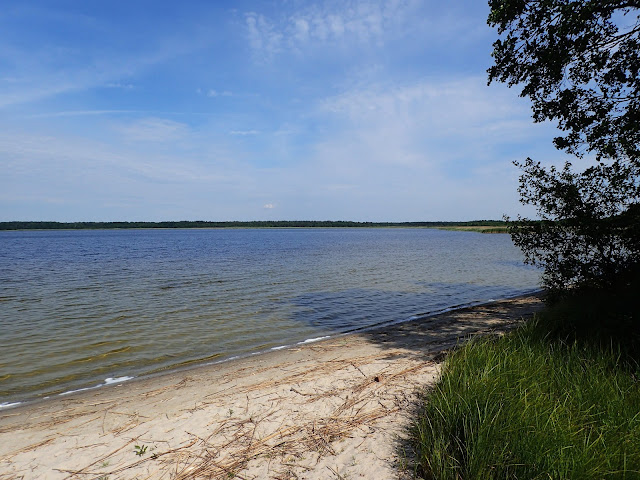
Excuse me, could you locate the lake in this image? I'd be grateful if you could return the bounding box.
[0,228,540,406]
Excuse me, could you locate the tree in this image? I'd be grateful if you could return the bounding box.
[487,0,640,293]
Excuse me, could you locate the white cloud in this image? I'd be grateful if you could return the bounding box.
[245,0,418,58]
[293,18,310,42]
[105,82,134,89]
[229,130,259,136]
[0,77,550,222]
[30,110,138,118]
[118,118,190,142]
[245,12,283,59]
[207,89,232,97]
[316,76,558,154]
[252,75,561,220]
[0,127,241,188]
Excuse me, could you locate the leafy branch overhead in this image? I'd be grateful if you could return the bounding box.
[488,0,640,293]
[488,0,640,163]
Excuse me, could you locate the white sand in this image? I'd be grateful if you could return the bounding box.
[0,294,543,480]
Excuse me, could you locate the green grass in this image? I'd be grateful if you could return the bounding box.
[409,298,640,479]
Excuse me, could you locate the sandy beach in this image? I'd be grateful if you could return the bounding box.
[0,294,543,480]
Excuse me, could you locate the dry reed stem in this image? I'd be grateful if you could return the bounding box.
[164,360,431,479]
[0,438,55,461]
[61,355,435,480]
[0,356,435,480]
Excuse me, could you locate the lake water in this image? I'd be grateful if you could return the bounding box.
[0,228,540,406]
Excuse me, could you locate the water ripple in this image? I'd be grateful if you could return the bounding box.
[0,228,540,404]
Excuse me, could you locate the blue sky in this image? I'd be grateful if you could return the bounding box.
[0,0,568,222]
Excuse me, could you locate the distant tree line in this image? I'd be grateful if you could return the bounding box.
[0,220,507,231]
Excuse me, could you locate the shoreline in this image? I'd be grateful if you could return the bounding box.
[0,293,544,479]
[0,289,541,411]
[0,222,509,232]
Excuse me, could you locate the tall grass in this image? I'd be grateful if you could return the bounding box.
[410,314,640,479]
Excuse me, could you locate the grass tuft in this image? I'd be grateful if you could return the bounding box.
[410,304,640,479]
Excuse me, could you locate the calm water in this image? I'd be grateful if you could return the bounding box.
[0,228,540,405]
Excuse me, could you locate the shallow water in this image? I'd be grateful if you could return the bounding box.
[0,228,540,405]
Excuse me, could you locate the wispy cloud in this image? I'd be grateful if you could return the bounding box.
[0,129,235,185]
[118,118,190,142]
[229,130,260,136]
[0,6,209,108]
[30,110,139,118]
[318,76,565,156]
[207,89,233,97]
[245,12,283,59]
[245,0,418,59]
[0,53,173,109]
[105,82,135,89]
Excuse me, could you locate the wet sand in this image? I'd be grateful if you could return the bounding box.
[0,293,543,480]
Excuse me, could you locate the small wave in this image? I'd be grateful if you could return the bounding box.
[297,336,330,345]
[59,386,96,396]
[208,355,239,365]
[271,345,287,351]
[0,401,22,409]
[104,376,134,385]
[59,376,135,396]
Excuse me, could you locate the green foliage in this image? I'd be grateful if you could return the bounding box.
[488,0,640,162]
[533,271,640,359]
[410,311,640,479]
[134,444,148,456]
[488,0,640,293]
[508,160,640,291]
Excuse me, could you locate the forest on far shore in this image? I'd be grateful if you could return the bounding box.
[0,220,507,230]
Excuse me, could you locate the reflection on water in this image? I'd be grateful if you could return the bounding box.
[0,228,540,404]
